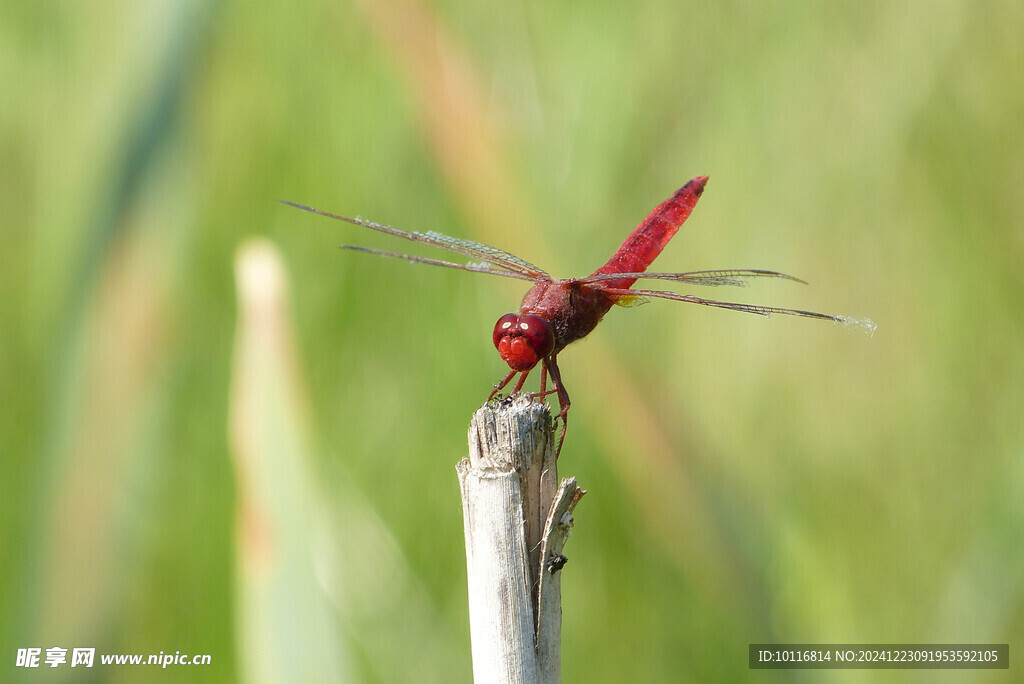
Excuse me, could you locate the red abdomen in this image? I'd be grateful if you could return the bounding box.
[590,176,707,290]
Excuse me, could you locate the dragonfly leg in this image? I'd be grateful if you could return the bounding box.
[542,355,570,457]
[489,368,535,403]
[511,371,530,394]
[529,364,559,400]
[488,369,519,402]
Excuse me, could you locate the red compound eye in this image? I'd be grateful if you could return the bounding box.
[517,314,554,359]
[492,313,554,372]
[493,313,519,349]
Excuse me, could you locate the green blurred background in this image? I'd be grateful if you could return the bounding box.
[2,0,1022,681]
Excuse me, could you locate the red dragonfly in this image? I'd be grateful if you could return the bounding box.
[282,176,873,454]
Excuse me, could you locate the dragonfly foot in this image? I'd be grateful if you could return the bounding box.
[528,387,559,400]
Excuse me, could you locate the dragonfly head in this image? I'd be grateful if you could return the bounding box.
[492,313,554,371]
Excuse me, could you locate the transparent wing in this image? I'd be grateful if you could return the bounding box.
[600,287,877,332]
[339,245,538,282]
[280,200,549,279]
[577,269,808,288]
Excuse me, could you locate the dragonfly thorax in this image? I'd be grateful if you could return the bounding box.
[492,313,554,371]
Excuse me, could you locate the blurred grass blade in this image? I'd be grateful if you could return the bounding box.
[34,227,171,649]
[230,238,471,681]
[229,239,346,683]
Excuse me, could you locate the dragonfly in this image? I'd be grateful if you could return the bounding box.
[281,176,874,455]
